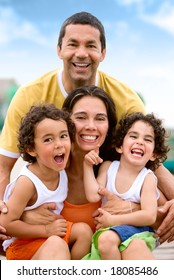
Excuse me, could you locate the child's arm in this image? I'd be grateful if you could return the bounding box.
[95,172,158,229]
[83,149,103,202]
[83,149,111,202]
[0,176,67,238]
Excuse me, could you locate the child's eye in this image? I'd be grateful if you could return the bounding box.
[44,138,52,142]
[145,138,152,143]
[61,134,69,139]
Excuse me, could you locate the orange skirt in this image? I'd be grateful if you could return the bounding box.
[6,221,72,260]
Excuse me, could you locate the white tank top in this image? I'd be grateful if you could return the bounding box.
[102,160,159,205]
[3,164,68,251]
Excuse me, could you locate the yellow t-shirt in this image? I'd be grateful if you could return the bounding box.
[0,68,146,157]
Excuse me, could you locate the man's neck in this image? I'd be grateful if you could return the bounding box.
[60,69,99,94]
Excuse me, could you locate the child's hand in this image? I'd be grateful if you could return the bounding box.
[0,225,11,240]
[45,218,67,237]
[84,146,103,166]
[95,208,113,230]
[0,200,8,214]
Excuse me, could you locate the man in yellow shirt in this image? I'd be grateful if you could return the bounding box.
[0,11,174,245]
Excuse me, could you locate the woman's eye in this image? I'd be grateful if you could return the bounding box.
[96,117,106,121]
[76,116,86,120]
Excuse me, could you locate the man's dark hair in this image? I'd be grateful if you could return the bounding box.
[58,11,106,51]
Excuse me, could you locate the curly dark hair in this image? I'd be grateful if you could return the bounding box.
[18,103,75,163]
[112,112,170,171]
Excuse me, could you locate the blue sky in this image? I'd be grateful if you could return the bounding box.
[0,0,174,128]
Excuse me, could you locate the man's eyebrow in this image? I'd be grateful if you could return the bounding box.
[67,38,98,44]
[67,38,77,42]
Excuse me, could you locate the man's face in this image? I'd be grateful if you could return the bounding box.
[57,24,106,92]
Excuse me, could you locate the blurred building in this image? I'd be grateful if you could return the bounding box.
[0,78,19,130]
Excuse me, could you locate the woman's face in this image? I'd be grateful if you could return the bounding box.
[71,96,109,152]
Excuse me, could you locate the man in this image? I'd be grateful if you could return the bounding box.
[0,11,174,244]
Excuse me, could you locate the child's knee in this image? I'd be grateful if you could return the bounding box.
[98,231,118,254]
[76,222,92,232]
[46,235,63,245]
[71,223,93,242]
[45,235,68,251]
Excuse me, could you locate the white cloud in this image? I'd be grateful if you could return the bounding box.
[141,2,174,35]
[115,0,174,36]
[0,7,54,47]
[116,0,151,10]
[116,0,145,5]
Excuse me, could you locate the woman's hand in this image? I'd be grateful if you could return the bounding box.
[93,188,140,228]
[21,202,61,225]
[93,188,140,216]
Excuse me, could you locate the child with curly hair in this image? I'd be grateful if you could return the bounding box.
[83,112,169,260]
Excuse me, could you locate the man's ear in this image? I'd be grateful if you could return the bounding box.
[100,48,106,62]
[57,45,62,59]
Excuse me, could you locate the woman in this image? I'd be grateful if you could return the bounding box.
[61,85,117,232]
